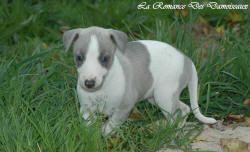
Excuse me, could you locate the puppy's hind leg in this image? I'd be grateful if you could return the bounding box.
[176,100,190,127]
[153,86,176,122]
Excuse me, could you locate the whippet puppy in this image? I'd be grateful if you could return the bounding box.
[63,26,217,135]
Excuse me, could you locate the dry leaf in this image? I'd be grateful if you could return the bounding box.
[129,108,144,120]
[191,123,250,151]
[198,16,210,26]
[228,114,244,120]
[42,42,50,49]
[223,114,245,126]
[103,138,116,149]
[243,99,250,105]
[157,148,184,152]
[220,138,249,152]
[109,137,119,148]
[67,68,75,75]
[59,29,65,34]
[52,53,59,60]
[202,27,209,35]
[181,9,188,17]
[191,135,208,143]
[227,11,243,23]
[245,117,250,125]
[104,137,125,151]
[59,25,70,34]
[216,25,224,35]
[131,127,138,133]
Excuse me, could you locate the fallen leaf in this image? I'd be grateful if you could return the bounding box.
[103,137,125,151]
[245,117,250,125]
[228,114,244,120]
[181,9,188,17]
[227,11,243,23]
[109,137,119,148]
[223,114,245,125]
[222,121,233,126]
[59,25,71,34]
[191,123,250,151]
[130,127,138,133]
[220,138,249,152]
[216,25,224,35]
[59,29,65,34]
[157,148,184,152]
[52,53,59,60]
[191,135,208,143]
[198,16,210,26]
[42,42,50,49]
[243,99,250,105]
[202,26,209,35]
[67,68,75,75]
[129,108,144,120]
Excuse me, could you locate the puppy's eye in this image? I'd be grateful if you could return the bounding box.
[100,56,109,63]
[76,55,84,62]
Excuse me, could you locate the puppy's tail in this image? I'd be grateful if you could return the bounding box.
[188,63,217,124]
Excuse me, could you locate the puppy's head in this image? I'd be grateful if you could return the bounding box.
[63,26,128,92]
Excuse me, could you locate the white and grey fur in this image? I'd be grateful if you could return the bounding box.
[63,26,217,135]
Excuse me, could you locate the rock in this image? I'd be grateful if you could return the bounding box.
[190,123,250,151]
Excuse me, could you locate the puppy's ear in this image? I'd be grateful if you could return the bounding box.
[63,29,81,52]
[109,29,128,53]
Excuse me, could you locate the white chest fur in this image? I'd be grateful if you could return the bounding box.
[77,56,125,117]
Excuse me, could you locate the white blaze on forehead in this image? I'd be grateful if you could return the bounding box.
[77,35,108,88]
[87,35,99,58]
[85,35,100,70]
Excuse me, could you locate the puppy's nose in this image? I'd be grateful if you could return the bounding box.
[84,79,95,88]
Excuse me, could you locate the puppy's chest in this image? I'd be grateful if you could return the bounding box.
[78,74,126,116]
[99,87,125,115]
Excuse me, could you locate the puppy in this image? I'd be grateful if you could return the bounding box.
[63,26,216,135]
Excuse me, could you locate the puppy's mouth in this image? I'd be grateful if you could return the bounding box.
[80,84,102,92]
[79,77,105,92]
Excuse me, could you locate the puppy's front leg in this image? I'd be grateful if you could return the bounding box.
[102,94,136,135]
[102,107,132,135]
[80,105,97,126]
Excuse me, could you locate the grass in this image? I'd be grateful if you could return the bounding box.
[0,0,249,151]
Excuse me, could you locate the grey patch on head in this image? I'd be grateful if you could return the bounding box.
[63,28,81,52]
[74,27,125,70]
[72,27,126,92]
[109,29,128,53]
[118,41,153,101]
[98,51,113,69]
[63,28,89,67]
[96,28,128,69]
[64,27,128,69]
[73,33,79,42]
[73,32,92,68]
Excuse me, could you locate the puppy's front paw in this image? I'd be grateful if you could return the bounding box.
[84,120,93,126]
[102,122,113,135]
